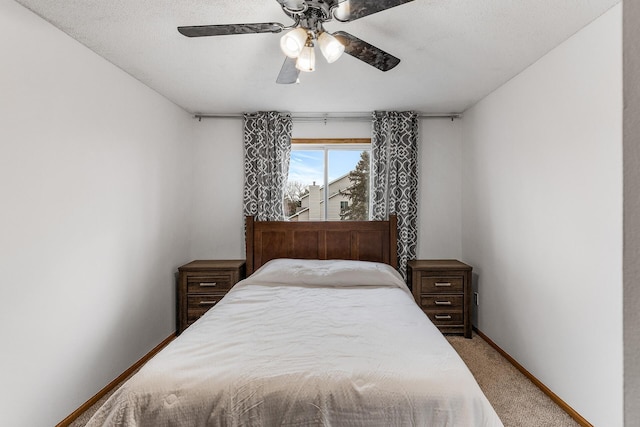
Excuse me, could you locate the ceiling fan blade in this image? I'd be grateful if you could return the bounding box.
[332,31,400,71]
[276,57,300,84]
[178,23,283,37]
[334,0,414,22]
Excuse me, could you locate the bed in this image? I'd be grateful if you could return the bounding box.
[86,216,503,426]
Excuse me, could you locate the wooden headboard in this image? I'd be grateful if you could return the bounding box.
[245,215,398,275]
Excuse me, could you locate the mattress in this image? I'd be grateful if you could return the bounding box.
[87,258,503,426]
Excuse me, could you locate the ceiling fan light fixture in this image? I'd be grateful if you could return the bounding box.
[178,0,414,84]
[317,32,345,63]
[296,42,316,72]
[280,28,308,58]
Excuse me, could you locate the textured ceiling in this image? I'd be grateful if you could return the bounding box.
[14,0,620,114]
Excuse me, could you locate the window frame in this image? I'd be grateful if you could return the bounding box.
[289,138,371,221]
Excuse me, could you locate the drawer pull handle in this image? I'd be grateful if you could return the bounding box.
[434,301,452,306]
[199,282,217,287]
[434,282,452,287]
[435,314,452,320]
[199,301,218,305]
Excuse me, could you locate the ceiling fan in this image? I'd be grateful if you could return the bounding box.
[177,0,414,84]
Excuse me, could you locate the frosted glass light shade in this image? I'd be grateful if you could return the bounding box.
[333,2,351,21]
[282,0,306,11]
[318,32,345,63]
[296,45,315,72]
[280,28,308,58]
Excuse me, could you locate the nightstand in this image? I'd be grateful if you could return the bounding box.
[177,260,245,335]
[407,259,472,338]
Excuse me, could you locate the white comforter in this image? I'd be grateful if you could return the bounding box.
[87,259,503,426]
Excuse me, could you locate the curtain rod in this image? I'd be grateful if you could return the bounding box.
[193,112,462,122]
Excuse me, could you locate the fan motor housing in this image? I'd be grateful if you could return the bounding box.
[283,0,335,26]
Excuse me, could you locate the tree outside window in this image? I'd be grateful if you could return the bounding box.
[339,151,369,221]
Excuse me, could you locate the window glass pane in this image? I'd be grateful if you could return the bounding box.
[328,149,369,221]
[286,150,324,221]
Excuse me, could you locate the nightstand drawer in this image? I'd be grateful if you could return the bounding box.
[424,311,464,326]
[187,274,234,293]
[187,294,225,322]
[420,276,463,293]
[420,295,463,310]
[187,293,226,307]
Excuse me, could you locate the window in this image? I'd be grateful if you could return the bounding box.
[285,139,371,221]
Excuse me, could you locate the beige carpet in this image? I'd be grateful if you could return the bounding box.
[446,333,580,427]
[71,333,580,426]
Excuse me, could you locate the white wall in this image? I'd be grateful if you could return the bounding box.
[623,1,640,424]
[417,119,463,259]
[0,1,194,425]
[188,118,463,261]
[189,118,245,260]
[461,5,622,426]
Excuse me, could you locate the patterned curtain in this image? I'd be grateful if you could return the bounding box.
[243,112,292,221]
[371,111,419,280]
